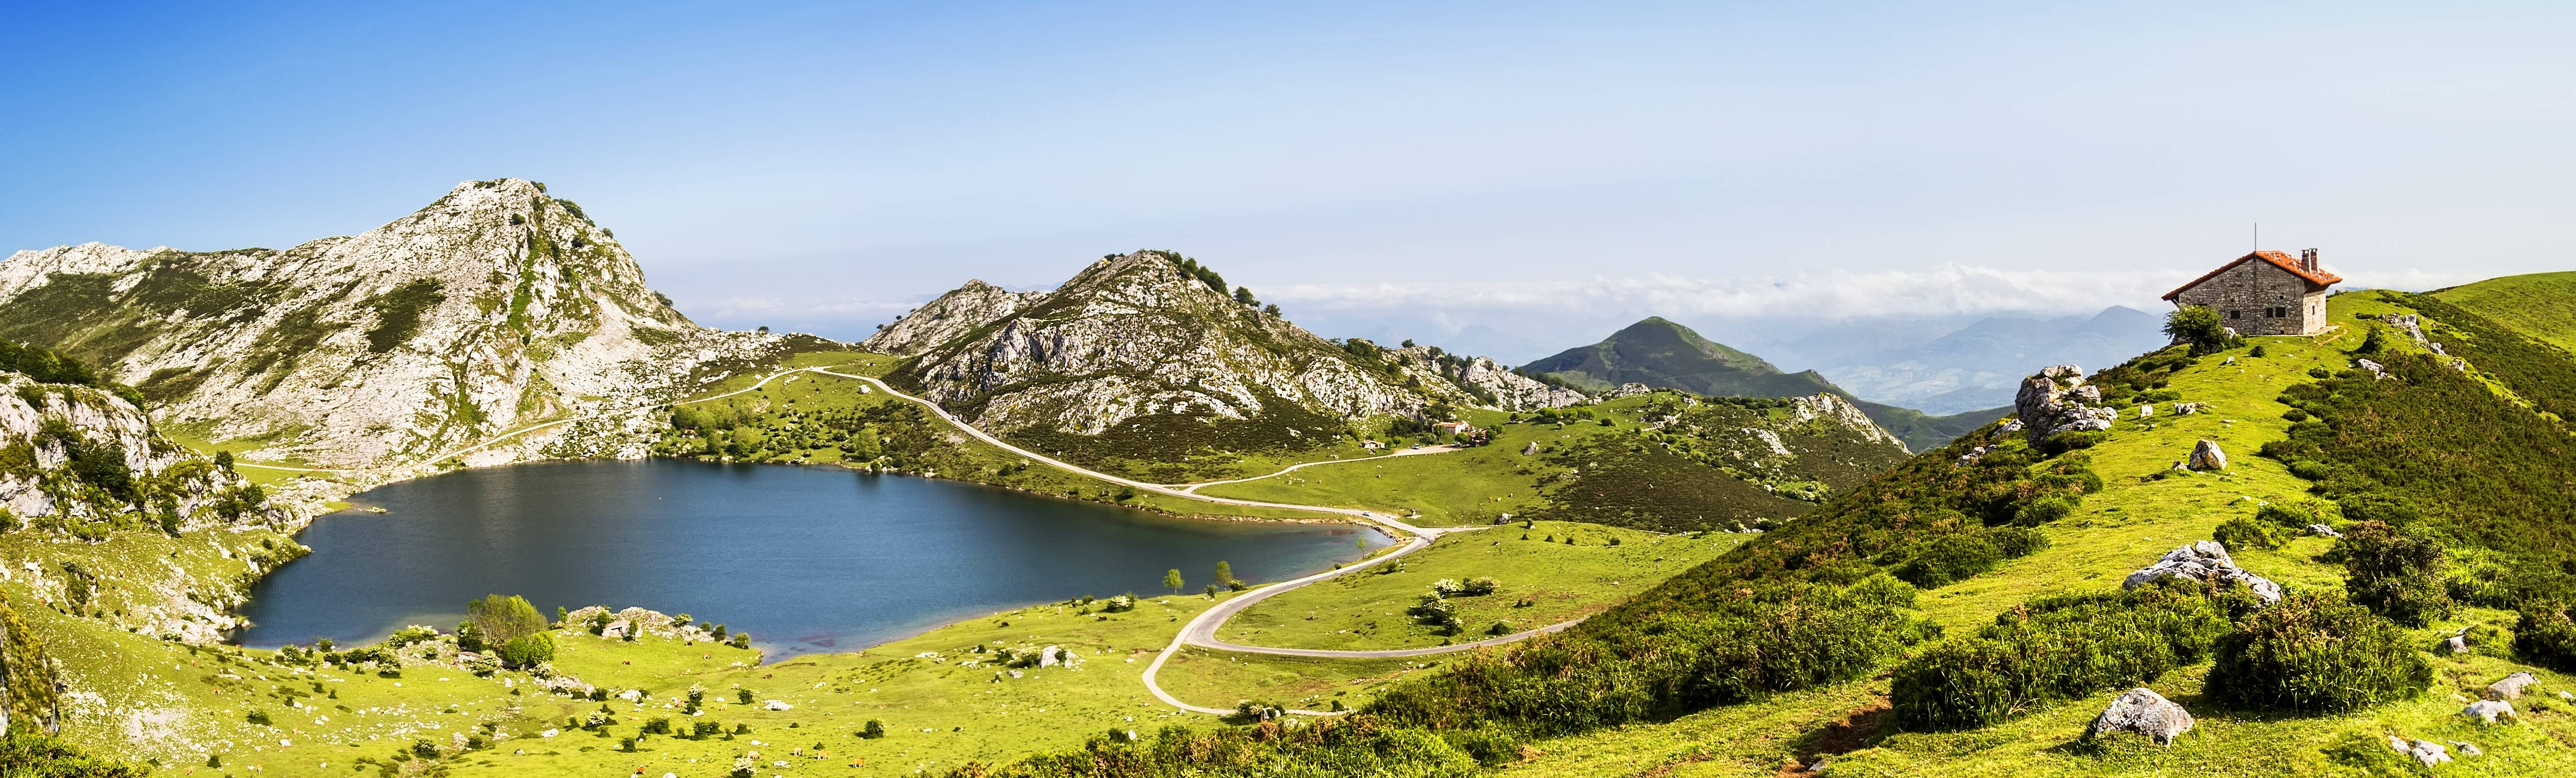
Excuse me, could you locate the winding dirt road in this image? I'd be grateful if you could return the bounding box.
[809,369,1582,715]
[239,362,1581,715]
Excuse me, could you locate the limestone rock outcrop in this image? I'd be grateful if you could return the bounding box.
[2087,688,2194,746]
[2122,541,2283,605]
[0,179,792,473]
[860,279,1045,356]
[2488,672,2538,700]
[2188,439,2228,470]
[2014,365,2116,445]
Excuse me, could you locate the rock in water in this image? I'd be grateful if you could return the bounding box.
[2088,688,2193,745]
[2188,439,2228,470]
[2488,672,2538,700]
[2015,364,2117,445]
[2122,541,2283,605]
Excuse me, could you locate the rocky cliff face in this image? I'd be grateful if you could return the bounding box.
[861,279,1045,355]
[894,251,1434,435]
[0,364,299,643]
[1789,392,1907,451]
[0,179,792,471]
[1382,345,1585,411]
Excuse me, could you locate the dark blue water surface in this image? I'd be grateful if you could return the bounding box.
[235,459,1385,658]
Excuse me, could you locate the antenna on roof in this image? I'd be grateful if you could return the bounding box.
[2252,221,2258,251]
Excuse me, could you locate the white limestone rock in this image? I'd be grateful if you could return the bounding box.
[2015,364,2116,445]
[2087,688,2193,746]
[2488,672,2538,700]
[2122,541,2283,605]
[2464,699,2515,724]
[861,279,1045,356]
[2187,439,2228,470]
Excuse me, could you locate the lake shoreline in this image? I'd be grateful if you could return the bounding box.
[229,458,1393,662]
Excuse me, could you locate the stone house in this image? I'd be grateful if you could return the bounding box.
[2162,249,2343,336]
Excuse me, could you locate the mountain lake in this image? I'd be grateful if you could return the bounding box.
[234,458,1389,657]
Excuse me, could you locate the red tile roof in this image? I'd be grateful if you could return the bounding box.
[2162,251,2344,300]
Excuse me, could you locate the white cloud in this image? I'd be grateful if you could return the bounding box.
[1267,264,2478,323]
[1268,264,2191,321]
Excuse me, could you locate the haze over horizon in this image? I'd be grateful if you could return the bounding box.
[6,2,2568,348]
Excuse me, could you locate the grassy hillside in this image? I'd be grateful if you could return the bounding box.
[1217,521,1745,651]
[1198,393,1905,533]
[2431,270,2576,353]
[648,350,1334,521]
[946,287,2576,777]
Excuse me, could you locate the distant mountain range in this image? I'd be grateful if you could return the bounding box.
[1752,306,2172,415]
[1519,317,2009,451]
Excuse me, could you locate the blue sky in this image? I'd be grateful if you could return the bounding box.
[4,2,2569,351]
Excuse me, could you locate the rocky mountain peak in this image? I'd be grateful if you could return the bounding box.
[860,278,1046,356]
[0,179,780,471]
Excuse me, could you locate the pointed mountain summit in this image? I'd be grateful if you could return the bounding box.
[1521,316,1844,398]
[0,178,795,470]
[883,250,1580,479]
[1523,317,2007,450]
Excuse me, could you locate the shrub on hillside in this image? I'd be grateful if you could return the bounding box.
[497,633,555,669]
[2205,593,2431,713]
[1367,576,1925,737]
[2213,517,2283,551]
[2514,602,2576,673]
[2038,430,2108,455]
[1889,579,2230,730]
[1896,527,2046,588]
[2336,520,2454,627]
[2012,496,2076,527]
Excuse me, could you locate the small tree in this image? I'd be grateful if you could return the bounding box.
[860,720,886,739]
[1162,569,1184,594]
[497,633,555,669]
[2163,305,2229,351]
[467,594,547,645]
[1233,286,1257,307]
[1212,561,1236,589]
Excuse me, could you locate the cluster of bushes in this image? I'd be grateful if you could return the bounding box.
[1891,526,2050,588]
[2206,593,2431,712]
[1889,579,2233,730]
[941,721,1488,777]
[1366,574,1926,736]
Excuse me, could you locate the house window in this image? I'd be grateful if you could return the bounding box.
[2267,306,2288,318]
[2228,310,2241,319]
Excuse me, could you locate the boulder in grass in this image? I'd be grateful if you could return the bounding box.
[2123,541,2283,606]
[2463,699,2514,724]
[2187,439,2228,470]
[2309,523,2343,539]
[2488,672,2538,700]
[2087,688,2194,745]
[2442,634,2469,655]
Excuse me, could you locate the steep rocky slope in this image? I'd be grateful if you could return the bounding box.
[1,345,297,642]
[887,252,1581,468]
[861,278,1045,355]
[0,179,794,472]
[1525,316,2005,450]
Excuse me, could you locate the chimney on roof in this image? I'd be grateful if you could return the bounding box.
[2300,248,2319,273]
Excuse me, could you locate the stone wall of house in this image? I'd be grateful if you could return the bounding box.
[2171,260,2326,336]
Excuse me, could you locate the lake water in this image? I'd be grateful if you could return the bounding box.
[234,459,1385,658]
